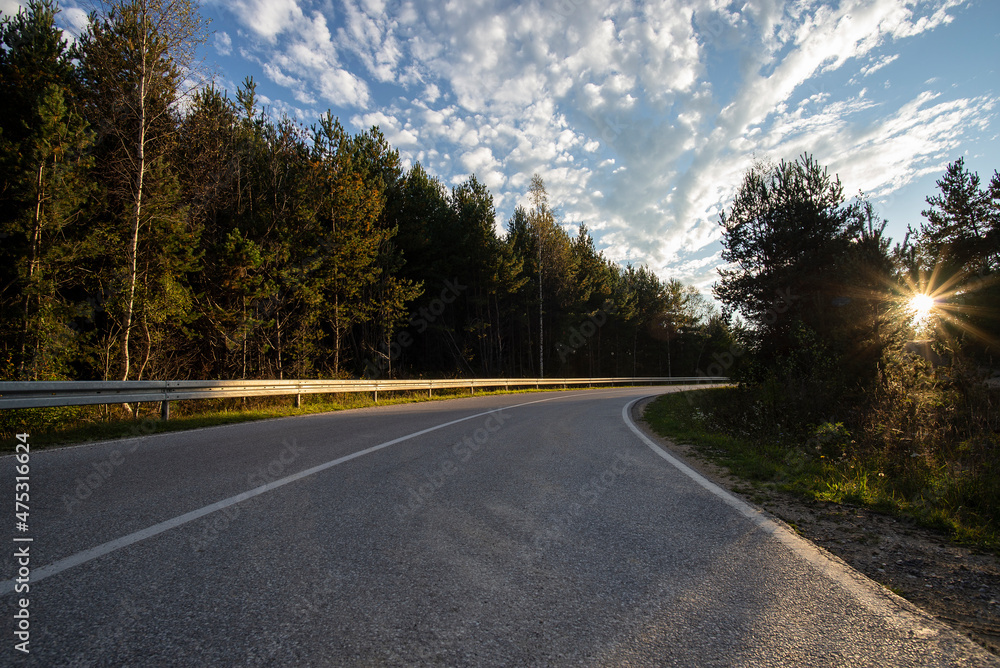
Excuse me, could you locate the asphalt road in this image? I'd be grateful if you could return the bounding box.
[2,386,997,666]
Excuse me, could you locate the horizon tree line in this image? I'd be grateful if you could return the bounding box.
[0,0,733,384]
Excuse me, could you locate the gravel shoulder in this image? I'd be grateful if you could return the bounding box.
[634,397,1000,657]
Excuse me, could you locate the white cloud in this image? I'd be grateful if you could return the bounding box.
[352,111,419,147]
[62,5,89,38]
[0,0,21,16]
[336,0,406,84]
[220,0,372,110]
[262,62,298,89]
[223,0,304,42]
[422,83,441,104]
[859,53,899,78]
[214,31,233,56]
[460,146,497,174]
[213,0,994,290]
[318,68,370,108]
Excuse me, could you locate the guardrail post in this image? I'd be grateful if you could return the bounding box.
[374,389,378,403]
[294,394,301,409]
[160,400,170,421]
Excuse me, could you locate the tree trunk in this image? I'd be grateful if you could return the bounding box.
[538,243,543,378]
[276,311,283,379]
[121,24,149,383]
[242,296,248,379]
[138,311,152,380]
[19,161,46,378]
[334,294,340,375]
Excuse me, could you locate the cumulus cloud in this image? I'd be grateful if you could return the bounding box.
[317,68,370,108]
[33,1,90,40]
[206,0,371,109]
[214,31,233,56]
[222,0,304,42]
[213,0,994,293]
[353,110,419,147]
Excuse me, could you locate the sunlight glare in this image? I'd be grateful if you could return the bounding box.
[910,293,936,325]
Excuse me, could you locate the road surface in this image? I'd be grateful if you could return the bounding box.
[3,386,996,666]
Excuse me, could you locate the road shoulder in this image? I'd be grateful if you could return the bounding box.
[631,394,1000,658]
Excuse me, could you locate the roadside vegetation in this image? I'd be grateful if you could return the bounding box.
[647,154,1000,552]
[646,387,999,551]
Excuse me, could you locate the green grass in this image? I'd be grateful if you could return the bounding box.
[645,388,1000,553]
[883,583,905,597]
[1,385,593,451]
[644,388,828,495]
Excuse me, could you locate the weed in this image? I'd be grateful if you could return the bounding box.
[645,389,999,553]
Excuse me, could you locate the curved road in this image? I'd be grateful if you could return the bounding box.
[3,386,996,666]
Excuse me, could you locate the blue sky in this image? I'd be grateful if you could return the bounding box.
[17,0,1000,291]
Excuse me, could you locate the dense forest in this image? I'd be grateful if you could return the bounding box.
[2,0,997,408]
[0,0,733,384]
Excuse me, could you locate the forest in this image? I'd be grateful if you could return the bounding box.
[2,0,998,454]
[0,0,732,385]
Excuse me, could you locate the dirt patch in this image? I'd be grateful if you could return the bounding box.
[634,398,1000,656]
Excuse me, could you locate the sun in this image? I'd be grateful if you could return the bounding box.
[893,262,997,346]
[910,293,936,322]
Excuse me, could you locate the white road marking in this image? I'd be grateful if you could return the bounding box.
[621,396,942,637]
[1,394,580,594]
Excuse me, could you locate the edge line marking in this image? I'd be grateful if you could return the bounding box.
[621,396,945,636]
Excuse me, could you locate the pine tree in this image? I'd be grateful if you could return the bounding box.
[0,0,94,379]
[715,154,859,367]
[914,159,1000,360]
[919,158,998,275]
[309,115,387,375]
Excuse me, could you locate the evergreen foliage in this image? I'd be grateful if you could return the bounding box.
[0,1,730,382]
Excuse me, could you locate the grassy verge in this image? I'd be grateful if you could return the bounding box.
[645,387,1000,552]
[1,385,584,451]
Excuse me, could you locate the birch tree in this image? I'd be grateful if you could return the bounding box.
[78,0,205,381]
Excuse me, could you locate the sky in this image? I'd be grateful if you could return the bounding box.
[12,0,1000,292]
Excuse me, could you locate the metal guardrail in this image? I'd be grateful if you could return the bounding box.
[0,376,728,419]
